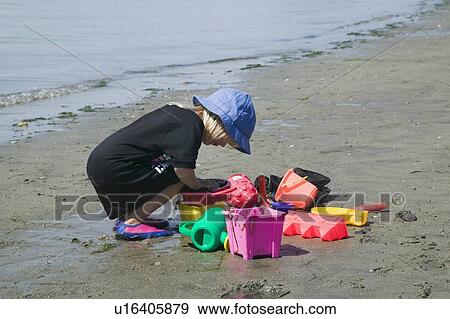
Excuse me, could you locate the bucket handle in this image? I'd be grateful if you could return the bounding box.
[179,221,196,236]
[281,176,307,192]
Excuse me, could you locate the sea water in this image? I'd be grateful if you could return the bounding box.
[0,0,442,142]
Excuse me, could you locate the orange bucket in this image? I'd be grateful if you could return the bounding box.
[275,168,319,209]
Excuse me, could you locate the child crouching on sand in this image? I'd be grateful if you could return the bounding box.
[86,88,256,239]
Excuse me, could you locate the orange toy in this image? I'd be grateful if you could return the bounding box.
[283,211,348,241]
[275,169,319,209]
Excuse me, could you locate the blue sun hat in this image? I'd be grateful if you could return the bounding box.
[193,88,256,154]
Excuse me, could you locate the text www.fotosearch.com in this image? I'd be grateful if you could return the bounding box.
[197,302,336,315]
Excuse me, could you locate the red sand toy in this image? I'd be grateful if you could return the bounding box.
[181,174,258,208]
[355,203,388,212]
[283,211,348,241]
[275,169,319,209]
[225,174,259,208]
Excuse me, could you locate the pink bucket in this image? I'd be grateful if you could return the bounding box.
[224,207,285,260]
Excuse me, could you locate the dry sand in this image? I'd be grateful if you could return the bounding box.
[1,7,449,298]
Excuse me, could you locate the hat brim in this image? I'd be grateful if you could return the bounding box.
[193,95,251,154]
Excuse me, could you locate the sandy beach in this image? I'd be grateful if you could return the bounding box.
[1,6,449,299]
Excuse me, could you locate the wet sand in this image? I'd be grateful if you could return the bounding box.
[1,7,449,298]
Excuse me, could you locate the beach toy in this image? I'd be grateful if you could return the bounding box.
[224,207,285,260]
[223,235,230,252]
[225,174,258,208]
[255,168,330,201]
[178,207,227,252]
[275,169,319,209]
[179,202,226,221]
[181,174,258,208]
[292,167,331,190]
[311,207,368,226]
[179,203,204,221]
[270,201,295,212]
[256,175,295,212]
[254,174,282,201]
[355,203,388,212]
[283,212,348,241]
[255,175,271,207]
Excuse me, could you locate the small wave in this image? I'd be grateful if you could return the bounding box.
[153,56,261,70]
[122,57,258,76]
[207,56,258,64]
[124,69,158,75]
[0,79,109,108]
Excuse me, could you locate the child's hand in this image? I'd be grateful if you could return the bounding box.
[198,178,228,192]
[181,178,227,193]
[174,168,201,190]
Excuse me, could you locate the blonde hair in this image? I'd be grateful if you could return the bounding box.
[170,102,238,148]
[201,108,227,143]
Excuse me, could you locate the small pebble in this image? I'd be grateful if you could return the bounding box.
[396,210,417,222]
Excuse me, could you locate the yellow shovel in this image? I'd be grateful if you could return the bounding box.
[311,207,368,226]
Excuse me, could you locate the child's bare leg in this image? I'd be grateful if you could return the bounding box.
[125,182,184,225]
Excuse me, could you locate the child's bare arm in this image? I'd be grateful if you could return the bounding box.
[174,167,201,190]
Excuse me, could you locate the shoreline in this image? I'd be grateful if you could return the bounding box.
[1,1,446,144]
[1,5,449,298]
